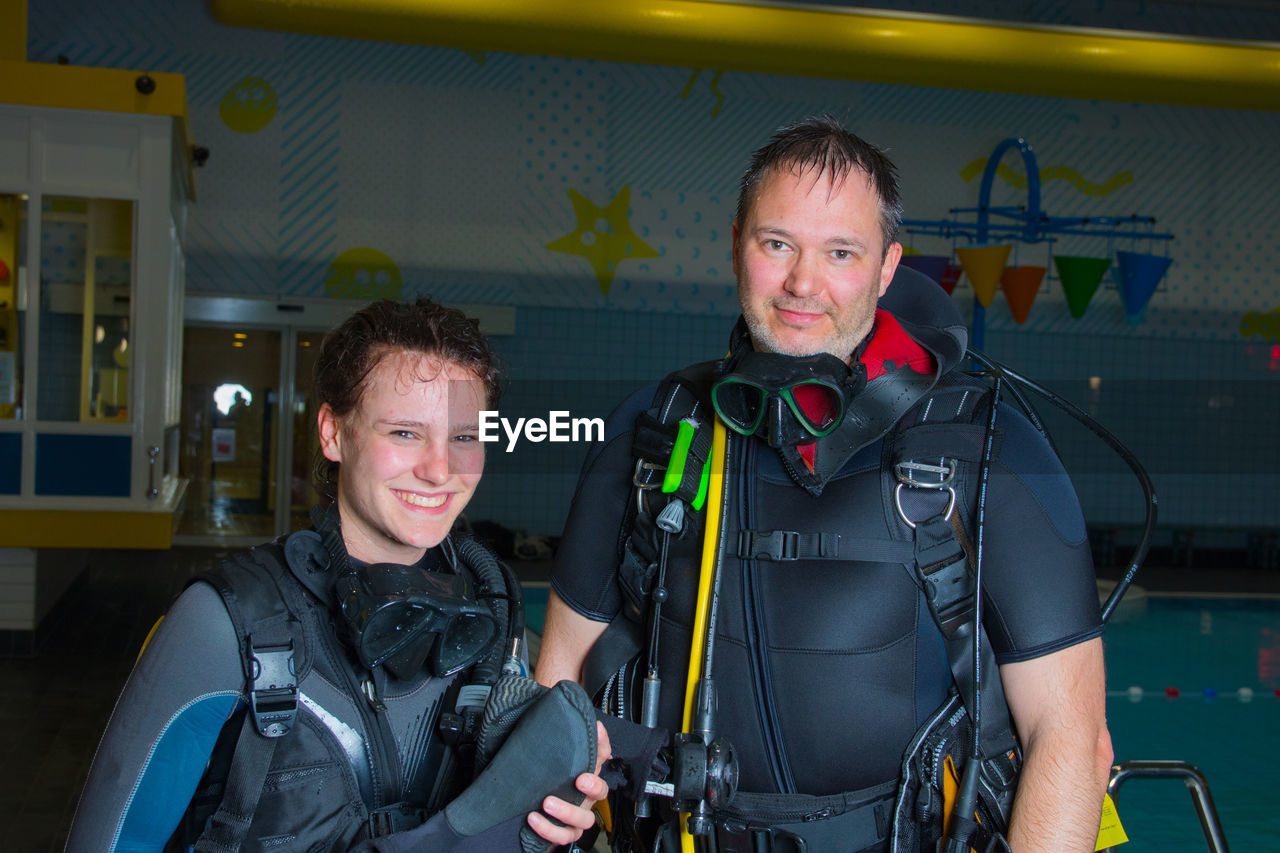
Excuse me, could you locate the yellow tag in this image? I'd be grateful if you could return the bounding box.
[137,615,165,661]
[1095,793,1129,849]
[593,795,612,834]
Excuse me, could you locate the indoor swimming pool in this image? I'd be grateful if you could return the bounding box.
[1104,594,1279,851]
[523,587,1280,850]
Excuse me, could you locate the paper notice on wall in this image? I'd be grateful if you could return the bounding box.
[212,428,236,462]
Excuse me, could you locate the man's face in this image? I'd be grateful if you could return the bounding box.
[319,352,485,565]
[734,165,902,359]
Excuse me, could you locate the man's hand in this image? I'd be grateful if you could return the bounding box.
[526,721,613,846]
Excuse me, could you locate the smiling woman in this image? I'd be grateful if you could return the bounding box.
[66,297,611,853]
[318,354,487,564]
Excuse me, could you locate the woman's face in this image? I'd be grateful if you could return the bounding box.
[318,351,486,565]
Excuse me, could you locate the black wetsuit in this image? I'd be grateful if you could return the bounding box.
[551,305,1103,837]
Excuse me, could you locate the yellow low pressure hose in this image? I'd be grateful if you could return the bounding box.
[679,419,728,853]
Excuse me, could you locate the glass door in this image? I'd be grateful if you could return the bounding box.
[176,326,282,540]
[289,330,325,533]
[175,296,367,543]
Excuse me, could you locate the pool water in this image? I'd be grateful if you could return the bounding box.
[1103,595,1280,852]
[522,586,1279,850]
[524,583,550,636]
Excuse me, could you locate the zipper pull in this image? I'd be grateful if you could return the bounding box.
[362,678,387,712]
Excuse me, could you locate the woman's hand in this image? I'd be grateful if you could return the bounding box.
[526,721,612,846]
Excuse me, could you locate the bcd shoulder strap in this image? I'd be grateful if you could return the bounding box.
[189,540,311,852]
[891,378,1017,761]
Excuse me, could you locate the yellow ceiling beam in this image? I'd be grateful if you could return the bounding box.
[211,0,1280,111]
[0,0,25,62]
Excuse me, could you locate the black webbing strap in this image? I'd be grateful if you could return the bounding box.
[736,530,915,564]
[632,411,678,466]
[894,422,993,465]
[913,514,1016,757]
[914,514,972,636]
[367,803,432,837]
[193,548,302,852]
[631,376,708,469]
[199,550,304,741]
[193,710,280,852]
[713,782,897,853]
[737,530,841,561]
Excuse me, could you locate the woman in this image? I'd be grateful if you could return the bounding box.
[67,298,608,852]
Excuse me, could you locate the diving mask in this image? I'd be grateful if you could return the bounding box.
[337,561,499,679]
[711,351,857,448]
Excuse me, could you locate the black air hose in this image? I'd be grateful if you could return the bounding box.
[455,535,524,685]
[966,349,1157,623]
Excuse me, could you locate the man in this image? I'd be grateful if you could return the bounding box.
[537,117,1112,851]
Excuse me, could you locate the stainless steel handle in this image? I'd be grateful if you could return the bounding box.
[147,445,160,499]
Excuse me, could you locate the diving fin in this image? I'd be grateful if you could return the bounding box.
[445,679,597,852]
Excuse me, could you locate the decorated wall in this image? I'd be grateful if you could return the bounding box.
[23,0,1280,537]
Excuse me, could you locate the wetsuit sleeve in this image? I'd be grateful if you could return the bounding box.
[550,383,658,623]
[65,581,244,853]
[980,406,1104,664]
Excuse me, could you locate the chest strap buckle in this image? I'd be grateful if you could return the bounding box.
[913,515,973,636]
[249,639,298,738]
[737,530,841,562]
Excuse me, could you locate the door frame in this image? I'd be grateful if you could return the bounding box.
[176,296,369,545]
[175,296,517,545]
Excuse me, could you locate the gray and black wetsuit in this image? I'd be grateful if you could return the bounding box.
[66,540,527,853]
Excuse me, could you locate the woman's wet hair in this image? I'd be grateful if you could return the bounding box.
[736,113,903,256]
[312,297,501,502]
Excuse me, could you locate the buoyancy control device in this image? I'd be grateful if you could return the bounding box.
[584,266,1157,853]
[169,505,525,851]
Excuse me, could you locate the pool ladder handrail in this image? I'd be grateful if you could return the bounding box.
[1103,760,1230,853]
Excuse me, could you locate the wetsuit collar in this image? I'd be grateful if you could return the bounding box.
[721,310,947,496]
[286,506,493,680]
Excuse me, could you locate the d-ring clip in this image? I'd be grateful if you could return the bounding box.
[633,458,664,514]
[894,459,958,529]
[895,483,956,529]
[894,459,955,489]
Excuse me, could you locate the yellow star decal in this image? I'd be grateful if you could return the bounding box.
[546,185,659,295]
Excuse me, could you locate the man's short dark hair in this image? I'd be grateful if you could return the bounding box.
[735,114,903,256]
